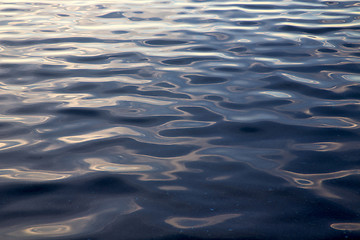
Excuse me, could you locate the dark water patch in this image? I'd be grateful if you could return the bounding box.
[317,48,338,53]
[128,17,162,22]
[57,108,106,118]
[113,116,181,127]
[145,39,188,46]
[0,183,63,197]
[183,74,227,84]
[160,121,358,145]
[288,11,307,15]
[0,209,68,222]
[324,175,360,194]
[264,75,360,100]
[343,43,360,48]
[111,30,129,34]
[284,150,360,174]
[1,8,29,12]
[260,51,311,58]
[190,46,218,52]
[57,13,69,17]
[155,82,177,88]
[79,175,137,194]
[213,66,243,72]
[57,108,181,126]
[105,86,191,99]
[129,17,145,21]
[310,104,360,119]
[228,46,247,52]
[235,21,261,26]
[131,141,199,158]
[148,17,162,21]
[98,11,125,18]
[69,137,199,158]
[0,124,32,138]
[240,4,276,10]
[162,57,218,65]
[278,25,360,34]
[258,42,297,47]
[219,99,292,110]
[7,103,59,115]
[177,106,223,122]
[204,95,223,101]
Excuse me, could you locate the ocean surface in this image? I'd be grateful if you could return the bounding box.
[0,0,360,239]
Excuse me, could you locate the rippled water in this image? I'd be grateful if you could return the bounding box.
[0,0,360,239]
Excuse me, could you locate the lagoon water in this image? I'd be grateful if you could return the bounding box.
[0,0,360,239]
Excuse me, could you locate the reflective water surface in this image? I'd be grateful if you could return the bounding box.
[0,0,360,239]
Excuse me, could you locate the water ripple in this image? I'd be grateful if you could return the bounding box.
[0,0,360,239]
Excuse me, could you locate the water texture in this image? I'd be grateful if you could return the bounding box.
[0,0,360,239]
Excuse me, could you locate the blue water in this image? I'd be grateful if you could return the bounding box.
[0,0,360,239]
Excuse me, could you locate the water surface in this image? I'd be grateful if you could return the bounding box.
[0,0,360,239]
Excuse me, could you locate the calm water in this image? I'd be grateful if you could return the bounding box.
[0,0,360,239]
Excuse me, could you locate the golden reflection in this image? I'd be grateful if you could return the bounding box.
[85,158,152,172]
[291,142,343,152]
[0,140,28,151]
[158,185,187,191]
[330,222,360,231]
[255,147,360,201]
[26,77,152,93]
[165,214,241,229]
[306,116,358,129]
[62,95,173,108]
[259,91,292,98]
[231,112,278,122]
[23,225,71,235]
[252,57,282,65]
[59,127,142,143]
[56,76,152,84]
[277,169,360,199]
[11,215,93,237]
[207,175,231,181]
[0,115,50,125]
[23,93,92,104]
[343,74,360,83]
[7,197,141,238]
[278,22,360,28]
[0,168,71,182]
[0,84,26,91]
[282,73,320,84]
